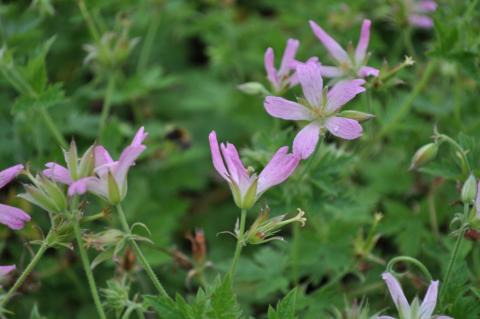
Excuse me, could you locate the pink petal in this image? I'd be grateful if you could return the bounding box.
[293,122,321,159]
[309,20,349,63]
[358,66,380,78]
[0,164,24,189]
[68,177,107,199]
[257,147,300,195]
[264,47,279,90]
[264,96,312,121]
[220,142,249,186]
[355,19,371,63]
[296,61,324,107]
[208,131,229,181]
[325,117,363,140]
[318,65,344,78]
[0,204,31,230]
[43,162,72,185]
[382,273,410,316]
[114,145,146,190]
[417,0,438,12]
[131,126,148,146]
[279,39,300,75]
[95,145,114,168]
[289,57,319,86]
[409,15,434,28]
[0,265,15,277]
[420,280,438,318]
[326,79,366,112]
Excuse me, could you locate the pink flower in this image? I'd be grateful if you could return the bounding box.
[66,127,148,204]
[264,61,365,159]
[209,131,300,209]
[0,165,30,230]
[408,0,437,29]
[309,19,379,79]
[264,39,317,93]
[0,264,15,277]
[379,272,453,319]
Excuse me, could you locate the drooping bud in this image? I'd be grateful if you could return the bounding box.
[462,174,477,204]
[237,82,269,96]
[339,110,375,122]
[409,142,439,170]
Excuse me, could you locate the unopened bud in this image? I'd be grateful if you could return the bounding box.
[237,82,269,96]
[339,110,375,122]
[462,174,477,204]
[409,143,439,170]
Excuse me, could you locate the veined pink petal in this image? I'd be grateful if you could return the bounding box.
[325,117,363,140]
[257,147,300,195]
[43,162,72,185]
[95,145,114,168]
[318,65,344,78]
[358,66,380,78]
[220,143,249,186]
[114,145,146,191]
[131,126,148,146]
[289,57,319,86]
[417,0,438,12]
[355,19,371,63]
[296,61,324,107]
[309,20,349,63]
[326,79,365,112]
[409,15,434,28]
[209,131,229,181]
[0,204,31,230]
[0,164,24,189]
[68,177,108,199]
[420,280,438,319]
[264,48,279,89]
[0,265,15,277]
[382,273,410,316]
[293,122,321,159]
[264,96,313,121]
[279,39,300,75]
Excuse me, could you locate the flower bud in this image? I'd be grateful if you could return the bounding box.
[462,174,477,204]
[409,142,439,170]
[237,82,269,96]
[338,110,375,122]
[64,140,79,180]
[19,175,67,214]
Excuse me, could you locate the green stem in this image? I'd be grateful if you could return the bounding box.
[38,107,68,149]
[0,231,53,308]
[98,74,116,140]
[115,204,169,298]
[229,209,247,278]
[403,27,416,59]
[76,0,101,43]
[437,134,472,173]
[71,197,107,319]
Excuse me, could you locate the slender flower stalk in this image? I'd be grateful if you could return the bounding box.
[115,204,168,297]
[71,196,107,319]
[229,209,247,278]
[0,230,54,308]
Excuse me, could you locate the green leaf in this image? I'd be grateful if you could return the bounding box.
[267,288,298,319]
[208,276,242,319]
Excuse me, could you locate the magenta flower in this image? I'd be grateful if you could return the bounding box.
[264,61,365,159]
[0,265,15,277]
[264,39,317,94]
[408,0,437,29]
[309,19,379,79]
[209,131,300,209]
[379,272,453,319]
[0,165,30,230]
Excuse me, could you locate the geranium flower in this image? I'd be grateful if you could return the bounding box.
[309,19,379,79]
[209,131,300,209]
[0,165,30,230]
[407,0,437,29]
[379,272,453,319]
[264,61,365,159]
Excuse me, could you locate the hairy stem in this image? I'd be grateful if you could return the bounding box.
[72,197,107,319]
[229,209,247,278]
[115,204,169,298]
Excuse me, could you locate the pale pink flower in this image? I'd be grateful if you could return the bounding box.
[209,131,300,209]
[66,127,148,204]
[264,61,365,159]
[0,165,30,230]
[408,0,437,29]
[264,39,317,93]
[0,265,15,277]
[379,272,453,319]
[309,19,379,79]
